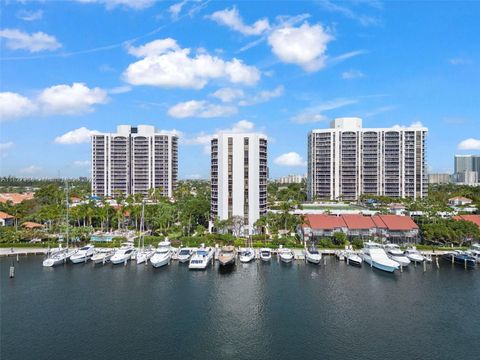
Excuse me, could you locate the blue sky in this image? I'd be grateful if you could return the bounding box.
[1,0,479,179]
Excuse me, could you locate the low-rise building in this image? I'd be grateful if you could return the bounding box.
[428,173,452,184]
[299,214,419,244]
[448,196,473,207]
[0,211,14,226]
[452,215,480,229]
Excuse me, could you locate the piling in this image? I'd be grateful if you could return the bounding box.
[423,260,426,272]
[16,254,19,262]
[400,265,403,273]
[435,257,439,268]
[9,262,15,278]
[451,255,454,265]
[124,258,127,266]
[464,259,467,270]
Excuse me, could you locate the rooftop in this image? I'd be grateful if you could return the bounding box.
[453,215,480,228]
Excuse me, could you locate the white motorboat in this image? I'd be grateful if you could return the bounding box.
[150,241,172,268]
[239,248,255,263]
[110,242,136,265]
[43,248,71,267]
[70,244,95,264]
[91,248,115,264]
[345,249,363,266]
[384,244,411,267]
[404,246,426,263]
[259,248,272,262]
[467,243,480,263]
[177,247,194,263]
[189,245,215,270]
[305,246,322,264]
[279,247,294,263]
[136,246,156,265]
[361,242,400,273]
[335,250,345,261]
[217,246,236,266]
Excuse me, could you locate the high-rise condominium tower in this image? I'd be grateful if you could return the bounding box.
[210,133,268,235]
[454,155,480,184]
[308,118,428,201]
[91,125,178,198]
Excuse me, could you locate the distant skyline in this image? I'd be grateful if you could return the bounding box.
[1,0,479,179]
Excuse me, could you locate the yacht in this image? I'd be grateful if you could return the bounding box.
[305,246,322,264]
[150,241,173,268]
[91,248,115,264]
[279,247,294,263]
[345,249,363,266]
[189,245,215,270]
[259,248,272,262]
[110,242,136,265]
[467,243,480,263]
[361,242,400,273]
[70,244,95,264]
[136,246,156,265]
[404,247,426,263]
[239,248,255,263]
[384,244,411,267]
[442,251,477,269]
[42,248,75,267]
[335,250,345,261]
[217,246,236,266]
[177,247,194,263]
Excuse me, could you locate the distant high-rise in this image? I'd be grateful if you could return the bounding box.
[210,133,268,235]
[454,155,480,184]
[91,125,178,198]
[277,174,306,184]
[428,173,452,185]
[308,118,428,201]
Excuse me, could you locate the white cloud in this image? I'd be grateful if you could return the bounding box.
[274,152,306,167]
[0,92,38,121]
[0,28,61,52]
[449,57,472,65]
[185,120,259,154]
[38,83,108,115]
[168,0,187,19]
[75,0,155,10]
[211,88,245,103]
[0,142,14,151]
[341,69,365,80]
[73,160,90,167]
[168,100,237,119]
[268,22,333,72]
[208,6,270,35]
[127,38,180,57]
[318,0,381,27]
[292,98,358,124]
[392,121,426,130]
[458,138,480,150]
[239,85,284,106]
[108,85,132,94]
[17,10,44,21]
[123,38,260,89]
[54,127,100,145]
[19,165,41,175]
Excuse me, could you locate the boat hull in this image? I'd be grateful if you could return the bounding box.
[306,253,321,264]
[363,255,398,273]
[91,254,113,264]
[260,255,271,262]
[442,254,477,268]
[151,254,171,268]
[70,255,92,264]
[280,255,294,263]
[111,254,132,265]
[346,256,362,266]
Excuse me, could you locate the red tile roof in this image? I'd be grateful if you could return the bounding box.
[375,214,418,231]
[453,215,480,228]
[304,214,346,230]
[21,221,44,229]
[449,196,472,202]
[0,211,14,219]
[342,214,376,229]
[0,192,35,204]
[304,214,418,231]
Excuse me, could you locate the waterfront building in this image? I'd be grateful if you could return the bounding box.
[276,174,306,184]
[298,214,420,244]
[210,132,268,235]
[428,173,452,184]
[307,118,428,201]
[91,125,178,198]
[454,155,480,185]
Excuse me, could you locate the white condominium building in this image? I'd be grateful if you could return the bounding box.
[210,133,268,235]
[308,118,428,201]
[91,125,178,198]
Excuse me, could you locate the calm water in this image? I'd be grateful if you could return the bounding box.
[1,255,479,360]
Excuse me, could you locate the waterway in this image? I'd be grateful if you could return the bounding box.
[1,256,479,360]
